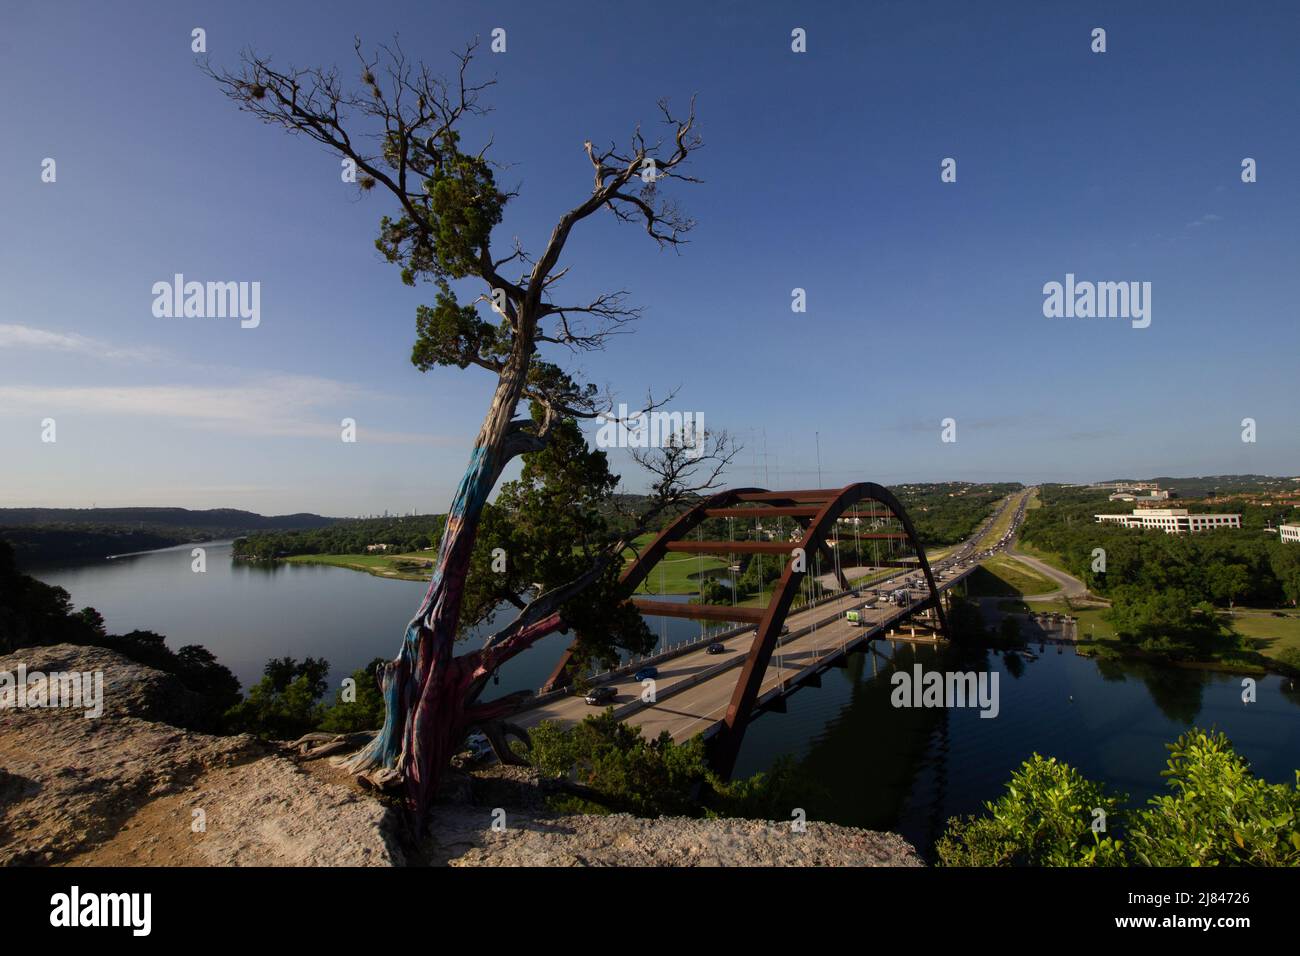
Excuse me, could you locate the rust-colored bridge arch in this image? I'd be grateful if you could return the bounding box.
[543,483,949,775]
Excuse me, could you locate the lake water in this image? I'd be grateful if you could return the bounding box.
[33,540,1300,856]
[32,541,710,699]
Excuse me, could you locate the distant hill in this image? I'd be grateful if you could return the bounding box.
[0,508,338,567]
[0,507,335,530]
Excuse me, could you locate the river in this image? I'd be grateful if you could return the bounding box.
[32,539,1300,856]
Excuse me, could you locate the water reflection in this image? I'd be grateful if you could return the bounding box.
[734,638,1300,858]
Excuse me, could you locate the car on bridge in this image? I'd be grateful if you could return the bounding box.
[584,685,617,706]
[633,666,658,681]
[706,642,726,654]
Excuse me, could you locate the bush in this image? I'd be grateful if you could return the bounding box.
[529,710,710,816]
[938,729,1299,866]
[1127,730,1300,866]
[936,755,1126,866]
[1275,646,1300,675]
[224,656,330,739]
[528,711,815,820]
[318,657,387,732]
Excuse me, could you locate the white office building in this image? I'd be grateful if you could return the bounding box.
[1095,508,1241,534]
[1280,524,1300,544]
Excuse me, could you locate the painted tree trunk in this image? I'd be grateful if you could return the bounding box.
[339,345,565,824]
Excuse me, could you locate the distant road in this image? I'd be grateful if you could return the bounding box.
[1005,499,1089,600]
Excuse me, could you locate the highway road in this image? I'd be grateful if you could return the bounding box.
[514,489,1033,744]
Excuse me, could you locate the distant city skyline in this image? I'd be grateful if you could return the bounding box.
[3,1,1297,514]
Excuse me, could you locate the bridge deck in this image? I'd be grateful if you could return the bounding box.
[516,562,975,744]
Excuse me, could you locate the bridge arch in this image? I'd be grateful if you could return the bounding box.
[543,483,948,773]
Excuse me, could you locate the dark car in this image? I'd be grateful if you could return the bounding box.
[706,642,726,655]
[584,685,617,705]
[633,666,658,681]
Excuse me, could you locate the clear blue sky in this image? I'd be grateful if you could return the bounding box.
[2,0,1296,515]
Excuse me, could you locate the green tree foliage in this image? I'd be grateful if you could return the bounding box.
[1020,485,1300,654]
[1270,544,1300,607]
[1276,647,1300,675]
[233,514,446,560]
[472,411,655,668]
[1020,485,1298,611]
[318,657,389,733]
[937,754,1127,866]
[528,710,814,819]
[528,710,714,817]
[1129,730,1300,866]
[224,657,331,740]
[1,508,334,565]
[896,483,1023,546]
[938,729,1300,866]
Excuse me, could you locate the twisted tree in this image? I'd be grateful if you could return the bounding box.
[207,38,725,826]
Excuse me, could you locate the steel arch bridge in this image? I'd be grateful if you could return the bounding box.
[543,483,950,775]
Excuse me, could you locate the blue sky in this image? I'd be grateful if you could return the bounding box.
[2,0,1297,515]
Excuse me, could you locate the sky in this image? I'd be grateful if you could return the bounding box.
[1,0,1297,516]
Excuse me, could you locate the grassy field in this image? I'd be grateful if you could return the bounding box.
[973,491,1027,551]
[1011,539,1077,578]
[967,554,1058,597]
[283,551,435,580]
[1008,598,1297,670]
[1223,608,1300,663]
[631,553,730,594]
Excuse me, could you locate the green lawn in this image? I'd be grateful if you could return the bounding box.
[967,554,1059,597]
[1223,609,1300,663]
[631,553,730,595]
[283,550,435,580]
[1012,539,1076,578]
[1022,599,1293,672]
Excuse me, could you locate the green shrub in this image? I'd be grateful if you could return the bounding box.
[1127,730,1300,866]
[938,729,1299,866]
[529,711,812,819]
[936,755,1126,866]
[224,656,329,739]
[318,657,387,732]
[529,710,711,817]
